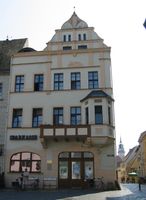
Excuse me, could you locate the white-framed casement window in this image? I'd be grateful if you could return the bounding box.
[70,107,81,125]
[12,108,23,128]
[53,107,64,125]
[0,83,3,99]
[15,75,24,92]
[88,71,98,89]
[95,105,103,124]
[32,108,43,127]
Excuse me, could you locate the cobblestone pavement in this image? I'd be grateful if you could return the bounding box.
[0,184,146,200]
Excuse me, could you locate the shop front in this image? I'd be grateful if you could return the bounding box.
[58,151,94,188]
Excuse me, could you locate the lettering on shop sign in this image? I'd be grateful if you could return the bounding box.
[10,135,38,140]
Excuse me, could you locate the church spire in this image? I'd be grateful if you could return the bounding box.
[118,137,125,159]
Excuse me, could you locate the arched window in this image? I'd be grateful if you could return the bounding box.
[83,33,86,40]
[10,152,41,173]
[78,34,81,41]
[68,35,71,41]
[63,35,66,42]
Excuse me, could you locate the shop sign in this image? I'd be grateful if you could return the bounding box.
[10,135,37,140]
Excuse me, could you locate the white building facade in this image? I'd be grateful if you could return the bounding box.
[0,39,27,175]
[5,12,116,188]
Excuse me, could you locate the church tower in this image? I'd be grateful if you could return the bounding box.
[118,137,125,159]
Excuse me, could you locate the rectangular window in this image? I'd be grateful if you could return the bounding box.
[70,107,81,125]
[72,161,81,179]
[84,161,93,179]
[88,71,98,89]
[59,161,68,179]
[34,74,43,91]
[68,35,71,41]
[0,83,2,98]
[12,109,23,128]
[78,34,81,41]
[63,35,66,42]
[85,107,89,124]
[53,107,63,125]
[83,33,86,40]
[32,108,42,127]
[54,73,63,90]
[108,107,111,125]
[78,45,87,49]
[63,46,72,50]
[95,106,103,124]
[15,75,24,92]
[71,72,80,90]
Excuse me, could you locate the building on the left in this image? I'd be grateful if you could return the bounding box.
[0,38,28,176]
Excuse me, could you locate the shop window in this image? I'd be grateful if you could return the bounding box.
[10,152,41,173]
[72,161,81,179]
[84,161,93,179]
[59,161,68,179]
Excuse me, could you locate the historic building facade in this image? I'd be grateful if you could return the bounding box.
[138,131,146,178]
[5,12,116,188]
[0,39,28,174]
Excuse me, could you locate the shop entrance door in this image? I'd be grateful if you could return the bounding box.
[71,160,82,188]
[58,152,94,188]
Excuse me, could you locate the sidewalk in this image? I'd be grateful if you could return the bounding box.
[0,183,146,200]
[106,183,146,200]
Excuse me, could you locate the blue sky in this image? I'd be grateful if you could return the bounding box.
[1,0,146,154]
